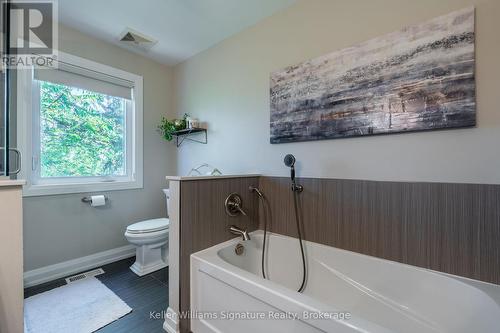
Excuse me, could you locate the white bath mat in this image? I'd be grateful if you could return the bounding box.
[24,277,132,333]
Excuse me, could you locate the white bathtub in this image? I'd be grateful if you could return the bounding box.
[191,231,500,333]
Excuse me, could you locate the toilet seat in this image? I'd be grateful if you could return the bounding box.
[126,218,169,234]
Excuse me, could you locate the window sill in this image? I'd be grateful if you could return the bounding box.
[22,179,143,197]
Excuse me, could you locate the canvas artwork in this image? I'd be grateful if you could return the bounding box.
[270,7,476,144]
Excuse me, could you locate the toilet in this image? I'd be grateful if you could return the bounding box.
[125,189,170,276]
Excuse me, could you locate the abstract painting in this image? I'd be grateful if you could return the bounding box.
[270,7,475,144]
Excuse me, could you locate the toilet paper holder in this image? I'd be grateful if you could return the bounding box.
[81,195,109,204]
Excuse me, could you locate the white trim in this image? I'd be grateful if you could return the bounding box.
[165,174,261,181]
[23,244,136,288]
[0,179,25,187]
[164,181,180,333]
[17,49,144,197]
[163,307,180,333]
[21,180,144,197]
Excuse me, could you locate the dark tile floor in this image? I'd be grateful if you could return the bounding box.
[24,257,169,333]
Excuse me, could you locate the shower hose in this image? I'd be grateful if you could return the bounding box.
[260,190,307,293]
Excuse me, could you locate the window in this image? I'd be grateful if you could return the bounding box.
[18,51,143,196]
[37,81,127,179]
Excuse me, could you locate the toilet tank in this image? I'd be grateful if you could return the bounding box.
[162,189,170,217]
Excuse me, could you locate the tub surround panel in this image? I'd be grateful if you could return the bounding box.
[178,177,260,332]
[259,177,500,285]
[480,186,500,284]
[171,175,500,333]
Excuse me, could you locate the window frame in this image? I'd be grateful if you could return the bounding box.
[17,50,143,196]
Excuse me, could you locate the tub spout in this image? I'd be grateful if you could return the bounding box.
[229,225,251,241]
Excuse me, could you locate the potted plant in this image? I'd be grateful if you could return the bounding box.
[158,114,189,141]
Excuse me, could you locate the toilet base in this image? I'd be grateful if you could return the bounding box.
[130,243,168,276]
[130,260,168,276]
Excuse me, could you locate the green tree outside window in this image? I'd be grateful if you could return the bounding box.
[39,81,126,178]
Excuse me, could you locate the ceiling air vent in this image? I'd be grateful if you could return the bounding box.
[118,28,158,52]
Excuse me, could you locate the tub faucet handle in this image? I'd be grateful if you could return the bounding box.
[225,193,248,216]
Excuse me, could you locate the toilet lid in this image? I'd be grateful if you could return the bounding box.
[127,218,169,234]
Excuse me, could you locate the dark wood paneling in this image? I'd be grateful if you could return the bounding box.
[177,176,500,332]
[179,177,260,332]
[479,186,500,283]
[259,177,500,285]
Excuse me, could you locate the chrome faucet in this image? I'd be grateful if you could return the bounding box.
[229,225,251,241]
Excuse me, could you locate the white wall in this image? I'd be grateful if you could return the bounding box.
[173,0,500,184]
[22,25,176,271]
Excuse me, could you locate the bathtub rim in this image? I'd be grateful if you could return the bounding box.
[195,230,500,293]
[191,231,400,332]
[191,230,500,331]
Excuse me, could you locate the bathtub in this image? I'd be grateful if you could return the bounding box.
[191,231,500,333]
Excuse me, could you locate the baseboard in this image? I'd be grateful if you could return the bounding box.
[24,244,136,288]
[163,307,179,333]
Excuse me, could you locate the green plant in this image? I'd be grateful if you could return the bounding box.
[158,117,177,141]
[158,114,190,141]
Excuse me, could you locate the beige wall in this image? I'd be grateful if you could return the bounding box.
[23,25,176,271]
[0,184,24,333]
[173,0,500,184]
[20,0,500,272]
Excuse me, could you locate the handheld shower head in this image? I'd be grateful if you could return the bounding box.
[284,154,296,182]
[284,154,296,167]
[283,154,303,192]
